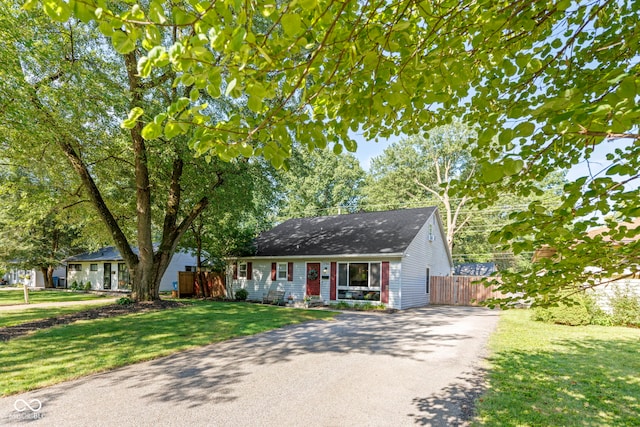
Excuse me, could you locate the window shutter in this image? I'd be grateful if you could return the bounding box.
[330,262,336,300]
[247,262,252,280]
[287,262,293,281]
[233,262,238,280]
[271,263,276,281]
[381,261,389,304]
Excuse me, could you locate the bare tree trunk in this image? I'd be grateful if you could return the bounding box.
[40,266,54,288]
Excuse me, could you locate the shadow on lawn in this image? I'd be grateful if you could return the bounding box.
[475,338,640,426]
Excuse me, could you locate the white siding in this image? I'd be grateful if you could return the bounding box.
[230,260,343,303]
[160,251,197,291]
[387,261,402,309]
[68,262,114,290]
[400,213,453,309]
[589,279,640,313]
[230,261,306,301]
[66,250,196,291]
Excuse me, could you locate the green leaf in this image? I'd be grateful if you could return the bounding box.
[149,1,167,24]
[137,56,152,77]
[164,121,185,139]
[43,0,71,22]
[172,7,191,25]
[503,158,524,176]
[281,13,302,37]
[121,107,144,129]
[70,0,95,23]
[343,138,357,152]
[514,122,535,137]
[225,78,237,97]
[247,95,262,113]
[189,88,200,102]
[141,122,163,140]
[480,162,504,183]
[111,30,136,54]
[298,0,317,11]
[238,143,254,158]
[230,27,246,51]
[206,84,221,98]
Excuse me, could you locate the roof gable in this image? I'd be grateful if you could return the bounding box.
[254,207,437,257]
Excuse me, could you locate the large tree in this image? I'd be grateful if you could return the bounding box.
[27,1,640,305]
[278,148,365,219]
[363,122,476,254]
[1,3,273,300]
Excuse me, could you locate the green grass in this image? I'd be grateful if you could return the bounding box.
[0,304,112,328]
[474,309,640,426]
[0,290,107,305]
[0,301,335,396]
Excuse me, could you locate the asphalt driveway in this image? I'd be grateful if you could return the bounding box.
[1,306,499,426]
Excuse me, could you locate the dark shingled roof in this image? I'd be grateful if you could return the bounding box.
[254,207,437,257]
[65,246,136,262]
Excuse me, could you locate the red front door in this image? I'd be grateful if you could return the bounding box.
[306,263,321,296]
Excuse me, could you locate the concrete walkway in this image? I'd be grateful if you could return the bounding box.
[0,306,499,426]
[0,298,117,312]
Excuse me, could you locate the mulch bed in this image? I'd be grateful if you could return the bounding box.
[0,300,184,342]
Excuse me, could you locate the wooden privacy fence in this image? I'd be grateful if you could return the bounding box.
[177,271,226,298]
[430,276,503,306]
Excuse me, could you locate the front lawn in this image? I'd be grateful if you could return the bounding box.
[0,304,112,328]
[0,289,107,305]
[0,301,335,396]
[474,309,640,426]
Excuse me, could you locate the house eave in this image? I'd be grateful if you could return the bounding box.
[229,252,404,261]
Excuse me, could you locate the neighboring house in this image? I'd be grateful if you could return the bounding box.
[64,246,197,291]
[532,218,640,311]
[2,267,66,288]
[453,262,497,276]
[229,207,453,310]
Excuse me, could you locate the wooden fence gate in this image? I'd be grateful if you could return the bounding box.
[430,276,502,306]
[177,271,226,298]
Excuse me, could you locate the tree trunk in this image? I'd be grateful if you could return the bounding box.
[41,266,54,288]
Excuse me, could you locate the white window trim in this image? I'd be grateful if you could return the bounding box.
[337,262,382,290]
[238,262,247,279]
[277,262,288,280]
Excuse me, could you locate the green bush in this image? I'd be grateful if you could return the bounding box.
[610,286,640,327]
[532,286,640,328]
[234,288,248,301]
[83,282,92,291]
[532,293,594,326]
[70,281,79,291]
[116,297,134,305]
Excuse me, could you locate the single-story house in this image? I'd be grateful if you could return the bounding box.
[64,246,197,291]
[453,262,497,276]
[229,207,453,310]
[2,266,66,288]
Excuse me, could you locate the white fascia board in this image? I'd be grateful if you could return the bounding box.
[229,253,404,261]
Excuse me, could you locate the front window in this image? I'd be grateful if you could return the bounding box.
[238,262,247,279]
[277,262,288,280]
[337,262,381,301]
[90,263,98,271]
[118,263,131,289]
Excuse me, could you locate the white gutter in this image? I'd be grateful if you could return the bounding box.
[229,252,404,261]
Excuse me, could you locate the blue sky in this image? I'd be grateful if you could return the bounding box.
[351,131,634,187]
